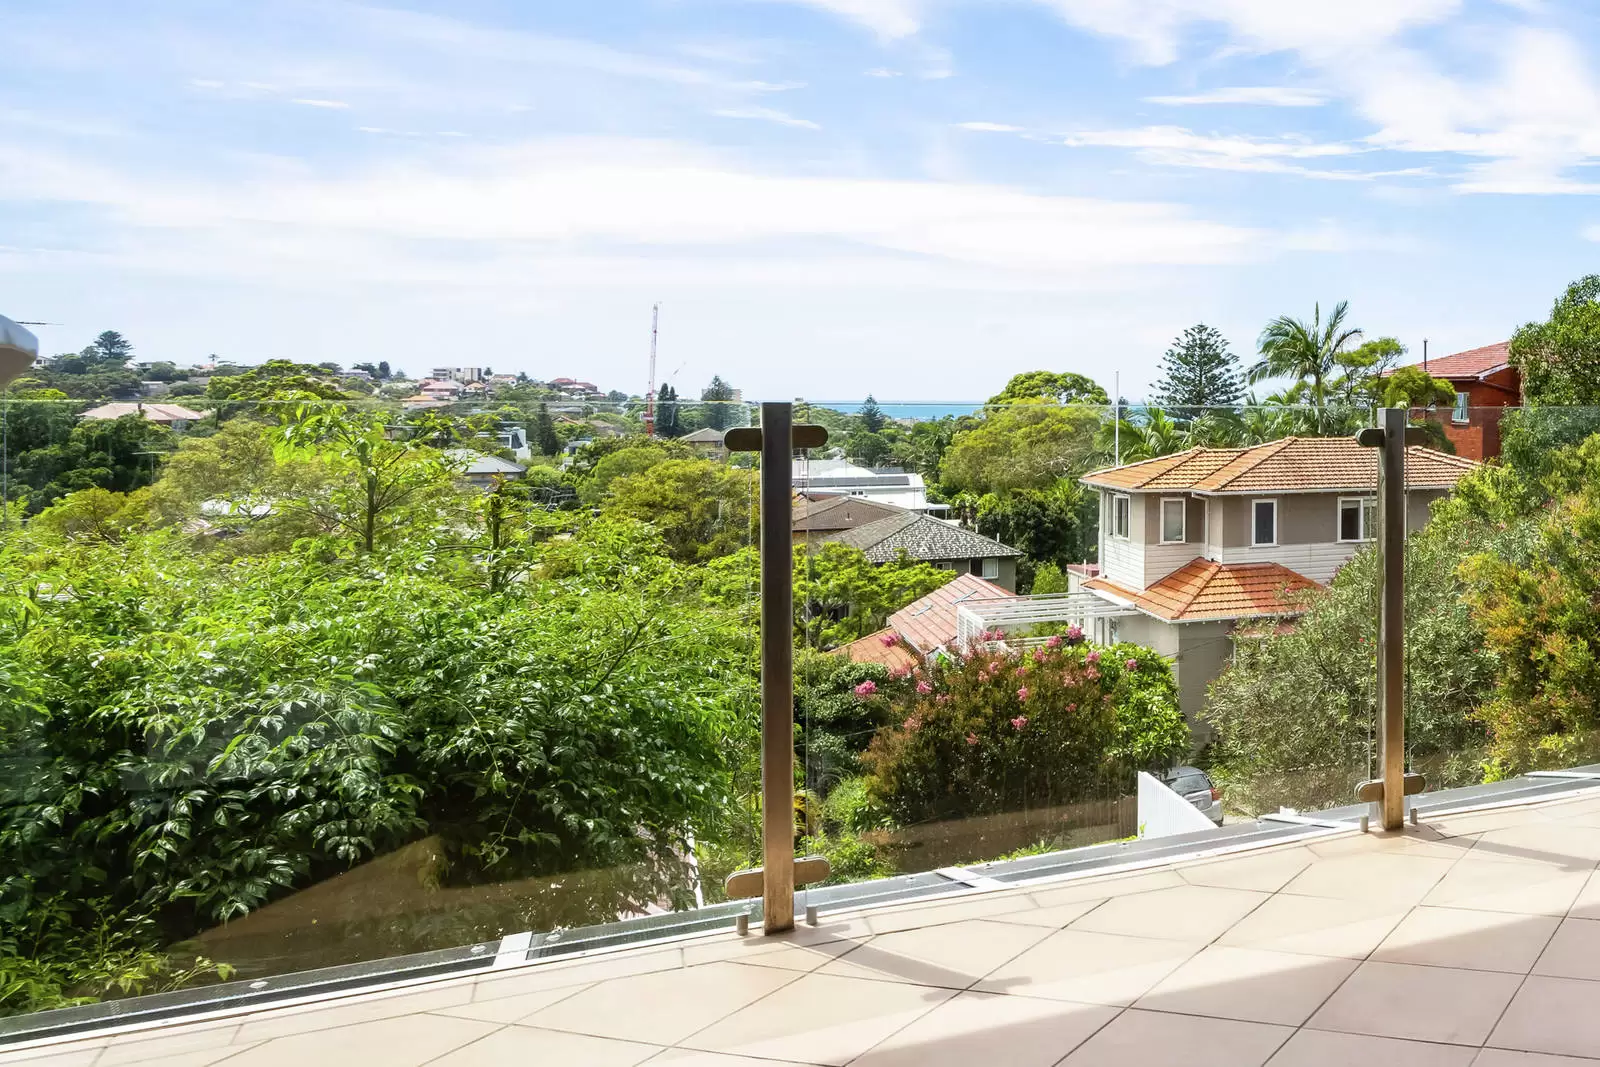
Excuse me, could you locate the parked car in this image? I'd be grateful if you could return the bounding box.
[1163,765,1223,825]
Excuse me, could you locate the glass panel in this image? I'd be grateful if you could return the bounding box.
[1253,500,1276,545]
[1161,498,1185,542]
[1339,499,1362,542]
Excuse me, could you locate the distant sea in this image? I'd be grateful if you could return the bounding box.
[816,402,980,420]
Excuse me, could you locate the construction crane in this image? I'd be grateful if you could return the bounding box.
[643,302,660,437]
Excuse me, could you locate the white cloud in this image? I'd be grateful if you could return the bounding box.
[712,106,822,129]
[290,98,351,109]
[865,67,903,77]
[777,0,923,38]
[1145,86,1326,107]
[956,122,1024,133]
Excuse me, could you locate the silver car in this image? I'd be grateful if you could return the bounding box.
[1163,765,1223,825]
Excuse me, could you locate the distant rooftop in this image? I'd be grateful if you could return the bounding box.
[80,402,204,423]
[1082,436,1480,494]
[1416,340,1512,380]
[888,572,1013,653]
[824,512,1021,565]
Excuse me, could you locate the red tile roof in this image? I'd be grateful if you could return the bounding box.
[1085,559,1318,622]
[888,572,1012,653]
[1082,437,1479,494]
[835,628,921,671]
[1414,341,1511,380]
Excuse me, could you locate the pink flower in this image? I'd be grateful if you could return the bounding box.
[879,632,899,647]
[1033,648,1049,663]
[903,715,922,731]
[1011,715,1028,729]
[1067,624,1084,642]
[916,680,933,694]
[1016,687,1030,702]
[1045,635,1062,649]
[965,733,980,746]
[1124,659,1139,671]
[889,666,911,680]
[1015,665,1028,677]
[1066,703,1077,713]
[936,694,952,705]
[1086,667,1100,681]
[853,681,878,697]
[1085,650,1101,665]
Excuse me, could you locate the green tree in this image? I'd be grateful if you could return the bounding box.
[846,430,891,468]
[940,401,1101,494]
[86,331,133,367]
[1382,365,1456,409]
[858,395,887,433]
[976,482,1093,578]
[1029,562,1068,595]
[700,376,739,431]
[655,384,684,438]
[987,371,1109,407]
[207,360,347,404]
[1248,301,1363,433]
[533,403,560,456]
[1510,274,1600,405]
[1152,325,1242,416]
[602,458,753,561]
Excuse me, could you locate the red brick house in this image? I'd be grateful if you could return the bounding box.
[1409,341,1522,461]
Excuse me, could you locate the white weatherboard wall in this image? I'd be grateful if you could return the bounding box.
[1137,771,1216,838]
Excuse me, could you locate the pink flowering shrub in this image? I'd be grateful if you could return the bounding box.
[860,641,1186,823]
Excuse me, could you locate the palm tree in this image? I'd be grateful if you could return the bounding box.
[1248,301,1363,434]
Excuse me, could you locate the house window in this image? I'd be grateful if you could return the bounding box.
[1252,499,1277,546]
[980,557,1000,579]
[1339,496,1377,542]
[1111,494,1130,539]
[1452,391,1469,425]
[1159,497,1186,543]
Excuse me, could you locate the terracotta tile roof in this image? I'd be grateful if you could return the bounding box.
[80,402,205,422]
[1082,437,1479,494]
[1412,341,1511,380]
[1086,559,1318,622]
[888,572,1012,653]
[834,628,921,670]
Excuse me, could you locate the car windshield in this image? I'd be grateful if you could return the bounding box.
[1168,773,1211,796]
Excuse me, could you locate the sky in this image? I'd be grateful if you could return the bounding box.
[5,0,1600,402]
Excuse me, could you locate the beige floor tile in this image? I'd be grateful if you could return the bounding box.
[523,960,797,1045]
[988,896,1106,929]
[231,983,474,1043]
[1373,907,1560,973]
[1026,869,1184,908]
[1474,1049,1600,1066]
[681,932,867,971]
[1535,917,1600,980]
[427,983,591,1024]
[221,1013,498,1067]
[1563,870,1600,921]
[1058,1007,1292,1067]
[469,947,685,1002]
[1068,884,1270,942]
[648,1050,818,1066]
[1467,823,1600,869]
[817,918,1050,988]
[1309,960,1522,1046]
[681,972,955,1066]
[94,1024,240,1065]
[1423,858,1590,916]
[864,892,1044,935]
[1308,827,1472,859]
[1135,945,1357,1026]
[975,929,1202,1005]
[0,1048,102,1067]
[1491,975,1600,1059]
[1218,892,1408,958]
[1281,852,1456,907]
[430,1025,659,1066]
[1177,848,1318,893]
[850,989,1116,1067]
[1265,1029,1476,1066]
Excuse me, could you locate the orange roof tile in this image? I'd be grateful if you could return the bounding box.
[1411,341,1511,380]
[1082,437,1479,494]
[834,628,920,670]
[1086,559,1318,622]
[888,572,1012,653]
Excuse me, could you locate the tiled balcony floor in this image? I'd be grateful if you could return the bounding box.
[16,791,1600,1066]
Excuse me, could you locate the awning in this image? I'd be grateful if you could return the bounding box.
[0,315,40,388]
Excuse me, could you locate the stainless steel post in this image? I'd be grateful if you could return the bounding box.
[759,401,796,932]
[1376,406,1407,831]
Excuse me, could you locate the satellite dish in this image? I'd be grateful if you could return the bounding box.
[0,315,39,388]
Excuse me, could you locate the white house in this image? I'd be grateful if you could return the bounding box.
[792,458,941,512]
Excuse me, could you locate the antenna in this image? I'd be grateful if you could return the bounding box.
[644,303,660,437]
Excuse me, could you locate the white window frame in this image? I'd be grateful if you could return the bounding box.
[980,557,1000,579]
[1111,494,1131,539]
[1251,498,1278,547]
[1452,390,1470,425]
[1337,495,1377,543]
[1159,496,1187,544]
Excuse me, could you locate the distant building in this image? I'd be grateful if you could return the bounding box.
[679,427,727,460]
[791,495,904,544]
[548,377,599,395]
[820,511,1023,592]
[792,458,938,512]
[431,367,487,384]
[1406,341,1522,461]
[79,402,204,429]
[444,448,526,487]
[835,573,1014,666]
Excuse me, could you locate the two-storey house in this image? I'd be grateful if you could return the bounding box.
[1077,437,1480,724]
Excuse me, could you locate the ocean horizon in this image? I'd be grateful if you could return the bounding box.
[811,401,981,420]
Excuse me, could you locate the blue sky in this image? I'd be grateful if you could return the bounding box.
[5,0,1600,401]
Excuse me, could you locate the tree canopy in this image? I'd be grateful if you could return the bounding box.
[1152,325,1242,414]
[987,371,1109,407]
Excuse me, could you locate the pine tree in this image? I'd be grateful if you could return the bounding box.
[1153,325,1243,417]
[859,394,886,433]
[656,384,683,437]
[377,360,391,380]
[533,403,560,456]
[701,376,737,431]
